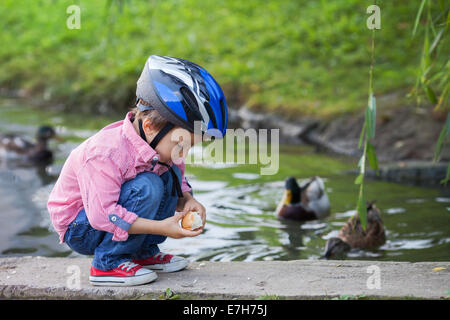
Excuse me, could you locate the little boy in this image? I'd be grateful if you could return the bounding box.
[47,55,228,286]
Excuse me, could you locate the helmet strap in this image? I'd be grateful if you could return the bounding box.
[137,119,174,149]
[137,119,182,198]
[138,119,147,142]
[149,122,175,150]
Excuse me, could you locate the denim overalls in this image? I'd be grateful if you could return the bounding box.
[64,165,182,271]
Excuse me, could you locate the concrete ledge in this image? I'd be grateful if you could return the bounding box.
[0,257,449,299]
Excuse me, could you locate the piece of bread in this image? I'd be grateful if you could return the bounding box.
[181,211,203,230]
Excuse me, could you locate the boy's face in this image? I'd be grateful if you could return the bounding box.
[142,119,200,163]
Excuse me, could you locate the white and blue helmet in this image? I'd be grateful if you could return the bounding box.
[136,55,228,138]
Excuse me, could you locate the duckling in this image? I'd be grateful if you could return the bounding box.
[323,202,386,259]
[276,176,330,221]
[0,125,60,164]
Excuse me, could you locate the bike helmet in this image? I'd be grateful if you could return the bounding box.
[136,55,228,141]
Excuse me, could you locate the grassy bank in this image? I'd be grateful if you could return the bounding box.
[0,1,444,117]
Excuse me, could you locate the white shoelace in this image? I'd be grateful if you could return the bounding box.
[118,261,139,272]
[154,252,167,261]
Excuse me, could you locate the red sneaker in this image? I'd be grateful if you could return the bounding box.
[133,252,188,273]
[89,261,157,286]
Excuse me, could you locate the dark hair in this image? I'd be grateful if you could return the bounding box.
[130,99,168,131]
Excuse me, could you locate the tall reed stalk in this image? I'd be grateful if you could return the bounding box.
[355,10,378,229]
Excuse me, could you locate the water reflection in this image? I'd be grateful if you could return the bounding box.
[0,124,449,262]
[0,122,71,257]
[0,161,70,257]
[163,176,450,262]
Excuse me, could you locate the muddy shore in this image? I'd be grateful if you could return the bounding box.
[228,102,449,187]
[228,104,449,163]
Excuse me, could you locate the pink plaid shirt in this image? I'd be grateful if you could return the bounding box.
[47,112,192,243]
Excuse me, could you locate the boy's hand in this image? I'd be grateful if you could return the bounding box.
[160,212,203,239]
[182,196,206,228]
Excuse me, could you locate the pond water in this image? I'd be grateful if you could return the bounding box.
[1,101,449,262]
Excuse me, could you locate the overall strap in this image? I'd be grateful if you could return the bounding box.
[157,161,183,198]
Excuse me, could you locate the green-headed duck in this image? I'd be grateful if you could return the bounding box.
[276,176,330,221]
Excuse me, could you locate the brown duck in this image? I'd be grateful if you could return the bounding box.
[276,176,330,221]
[0,125,60,164]
[323,202,386,259]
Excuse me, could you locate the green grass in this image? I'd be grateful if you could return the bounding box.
[1,0,444,118]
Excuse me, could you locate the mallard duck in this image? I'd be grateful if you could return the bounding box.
[0,125,60,164]
[276,176,330,221]
[323,202,386,259]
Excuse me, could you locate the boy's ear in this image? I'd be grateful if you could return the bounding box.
[142,119,155,134]
[142,119,158,142]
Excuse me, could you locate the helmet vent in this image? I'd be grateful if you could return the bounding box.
[180,86,197,109]
[204,101,217,131]
[220,99,226,132]
[180,86,202,122]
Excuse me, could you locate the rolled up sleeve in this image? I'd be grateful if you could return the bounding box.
[76,155,138,241]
